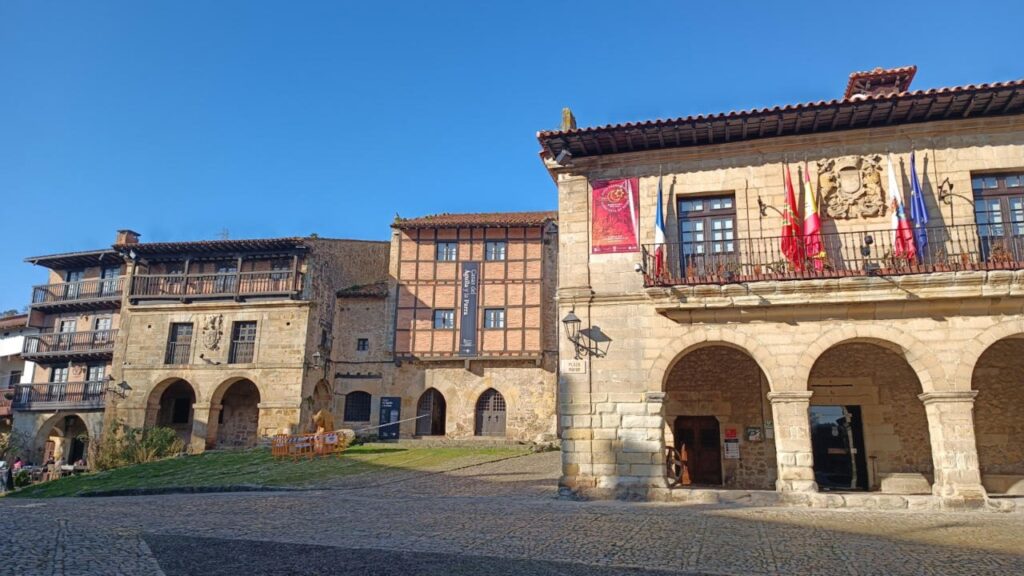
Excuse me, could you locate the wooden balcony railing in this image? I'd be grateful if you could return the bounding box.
[31,277,124,307]
[11,381,106,411]
[129,271,300,300]
[641,223,1024,287]
[22,330,118,358]
[228,340,255,364]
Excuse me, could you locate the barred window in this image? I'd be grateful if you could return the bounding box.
[344,391,372,422]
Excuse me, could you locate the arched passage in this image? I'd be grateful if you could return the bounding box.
[663,345,776,489]
[971,335,1024,495]
[35,414,90,466]
[808,341,933,493]
[311,379,334,418]
[475,388,507,437]
[416,388,446,436]
[149,379,196,445]
[209,379,261,449]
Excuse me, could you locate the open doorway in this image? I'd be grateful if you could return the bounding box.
[673,416,722,485]
[810,405,868,491]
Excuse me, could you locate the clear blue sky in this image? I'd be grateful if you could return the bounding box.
[1,1,1020,310]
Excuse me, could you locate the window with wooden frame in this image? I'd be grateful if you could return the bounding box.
[228,321,257,363]
[677,194,737,275]
[433,309,455,329]
[435,242,458,261]
[484,308,505,329]
[165,323,194,364]
[485,240,507,261]
[973,173,1024,260]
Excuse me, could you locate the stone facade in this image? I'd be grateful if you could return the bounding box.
[544,75,1024,505]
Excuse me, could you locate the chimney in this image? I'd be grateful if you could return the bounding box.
[844,66,917,100]
[116,229,141,245]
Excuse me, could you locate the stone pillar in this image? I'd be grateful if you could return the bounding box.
[919,391,987,505]
[767,391,817,492]
[190,402,212,453]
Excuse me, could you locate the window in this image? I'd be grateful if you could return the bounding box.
[344,391,372,422]
[678,194,737,275]
[8,370,21,387]
[433,309,455,329]
[50,367,69,383]
[356,338,369,351]
[436,242,458,261]
[100,266,120,295]
[166,323,193,364]
[485,241,507,261]
[214,261,239,293]
[229,321,257,363]
[64,269,84,300]
[484,308,505,329]
[93,317,113,346]
[972,173,1024,259]
[86,364,105,382]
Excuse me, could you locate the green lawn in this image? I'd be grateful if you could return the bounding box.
[7,444,531,499]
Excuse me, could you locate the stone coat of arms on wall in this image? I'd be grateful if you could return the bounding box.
[816,155,887,219]
[202,314,224,351]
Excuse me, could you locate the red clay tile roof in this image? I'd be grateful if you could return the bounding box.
[392,211,557,229]
[844,65,917,99]
[337,282,389,298]
[537,77,1024,159]
[114,237,308,255]
[24,249,120,270]
[0,314,28,330]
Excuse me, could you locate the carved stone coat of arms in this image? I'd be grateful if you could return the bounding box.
[202,314,224,351]
[816,155,887,219]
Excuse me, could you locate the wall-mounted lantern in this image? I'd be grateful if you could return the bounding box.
[562,310,612,359]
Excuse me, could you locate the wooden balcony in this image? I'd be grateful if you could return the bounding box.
[129,271,301,303]
[641,223,1024,287]
[11,381,105,412]
[30,277,124,312]
[22,329,117,363]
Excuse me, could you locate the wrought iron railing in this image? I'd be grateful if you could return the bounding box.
[164,341,192,365]
[11,381,106,411]
[228,340,255,363]
[31,277,124,305]
[641,223,1024,287]
[130,271,299,299]
[22,330,118,357]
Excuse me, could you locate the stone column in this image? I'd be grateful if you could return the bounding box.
[919,391,987,505]
[767,391,817,492]
[190,402,212,453]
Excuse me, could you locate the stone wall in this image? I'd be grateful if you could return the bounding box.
[216,380,260,449]
[972,338,1024,478]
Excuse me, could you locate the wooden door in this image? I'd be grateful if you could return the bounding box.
[674,416,722,486]
[416,389,446,436]
[474,389,507,437]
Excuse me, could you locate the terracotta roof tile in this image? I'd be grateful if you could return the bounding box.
[0,314,28,330]
[392,211,557,229]
[114,237,308,255]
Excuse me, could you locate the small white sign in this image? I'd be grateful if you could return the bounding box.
[561,359,587,374]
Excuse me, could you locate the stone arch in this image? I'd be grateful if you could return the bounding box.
[795,325,947,394]
[310,379,334,418]
[32,413,94,465]
[969,330,1024,493]
[415,388,446,436]
[649,329,780,392]
[147,378,196,444]
[208,378,262,449]
[955,318,1024,388]
[474,388,507,437]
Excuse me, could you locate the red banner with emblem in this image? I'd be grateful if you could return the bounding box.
[592,178,640,254]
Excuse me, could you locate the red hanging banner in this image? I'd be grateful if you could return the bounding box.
[591,178,640,254]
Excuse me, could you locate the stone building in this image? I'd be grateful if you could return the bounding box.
[12,249,125,463]
[103,230,389,452]
[1,314,37,435]
[539,67,1024,504]
[331,212,559,442]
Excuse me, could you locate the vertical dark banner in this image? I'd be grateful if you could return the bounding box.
[378,396,401,440]
[459,262,479,356]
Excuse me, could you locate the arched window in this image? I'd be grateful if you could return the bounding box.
[344,391,372,422]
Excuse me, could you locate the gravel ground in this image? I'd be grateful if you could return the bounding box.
[2,451,1022,576]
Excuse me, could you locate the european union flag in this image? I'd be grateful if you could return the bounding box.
[909,151,929,260]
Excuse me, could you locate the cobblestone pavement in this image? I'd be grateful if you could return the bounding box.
[2,451,1023,576]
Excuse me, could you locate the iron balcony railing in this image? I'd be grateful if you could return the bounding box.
[641,223,1024,287]
[31,277,124,306]
[22,329,118,358]
[228,340,255,364]
[11,381,106,411]
[129,271,300,299]
[164,341,192,365]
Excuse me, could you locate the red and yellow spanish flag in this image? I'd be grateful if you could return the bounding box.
[802,162,824,271]
[781,164,804,272]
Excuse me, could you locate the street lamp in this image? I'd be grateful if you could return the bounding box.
[562,310,611,359]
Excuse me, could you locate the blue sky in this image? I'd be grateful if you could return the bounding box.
[1,1,1020,310]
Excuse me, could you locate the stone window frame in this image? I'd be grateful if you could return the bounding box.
[344,390,372,422]
[356,338,369,351]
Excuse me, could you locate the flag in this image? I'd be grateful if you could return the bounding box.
[908,151,929,260]
[653,174,667,278]
[802,162,824,271]
[781,164,804,271]
[887,154,917,262]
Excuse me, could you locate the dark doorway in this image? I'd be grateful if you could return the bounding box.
[810,405,868,491]
[69,437,86,464]
[474,389,506,437]
[415,388,446,436]
[674,416,722,485]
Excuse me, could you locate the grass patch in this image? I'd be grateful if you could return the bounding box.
[7,444,530,499]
